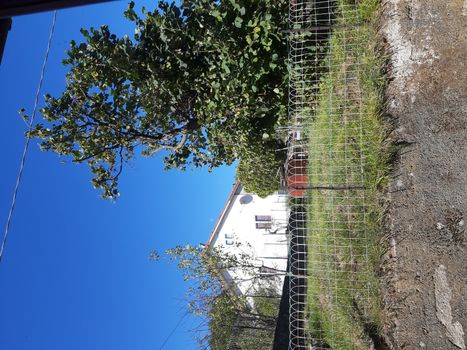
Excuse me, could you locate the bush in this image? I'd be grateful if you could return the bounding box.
[236,139,285,197]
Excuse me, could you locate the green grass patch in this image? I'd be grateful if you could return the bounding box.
[305,0,388,349]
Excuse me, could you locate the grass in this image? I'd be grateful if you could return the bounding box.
[303,0,389,348]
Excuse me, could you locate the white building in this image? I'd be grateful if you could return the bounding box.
[206,182,289,299]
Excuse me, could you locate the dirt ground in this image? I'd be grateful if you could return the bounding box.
[379,0,467,349]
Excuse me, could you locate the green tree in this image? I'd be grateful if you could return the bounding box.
[159,244,282,349]
[29,0,288,199]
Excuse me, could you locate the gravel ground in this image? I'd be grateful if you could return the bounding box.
[380,0,467,349]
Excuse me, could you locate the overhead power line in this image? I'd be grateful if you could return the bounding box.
[0,11,57,264]
[158,311,190,350]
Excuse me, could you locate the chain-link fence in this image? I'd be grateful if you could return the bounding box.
[286,1,378,349]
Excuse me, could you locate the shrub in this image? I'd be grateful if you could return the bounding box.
[237,139,285,197]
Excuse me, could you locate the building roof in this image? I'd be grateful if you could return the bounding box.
[202,181,244,296]
[205,181,241,248]
[0,0,113,18]
[0,18,12,64]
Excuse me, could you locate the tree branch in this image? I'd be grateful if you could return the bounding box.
[74,144,120,162]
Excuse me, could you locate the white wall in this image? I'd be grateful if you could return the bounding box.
[210,185,289,298]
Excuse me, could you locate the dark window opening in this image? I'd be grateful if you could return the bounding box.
[255,215,272,222]
[256,222,272,229]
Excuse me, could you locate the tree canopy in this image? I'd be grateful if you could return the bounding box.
[29,0,288,199]
[158,244,281,350]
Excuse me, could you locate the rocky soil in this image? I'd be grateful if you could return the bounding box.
[380,0,467,349]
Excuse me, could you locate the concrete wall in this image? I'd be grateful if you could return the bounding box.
[210,185,289,297]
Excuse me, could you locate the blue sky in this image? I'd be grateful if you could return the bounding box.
[0,2,235,349]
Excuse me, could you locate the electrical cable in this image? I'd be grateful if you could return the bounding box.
[157,311,189,350]
[0,11,57,263]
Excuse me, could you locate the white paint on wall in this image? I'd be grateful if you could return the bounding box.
[207,184,289,299]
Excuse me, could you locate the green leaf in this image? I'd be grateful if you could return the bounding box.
[210,10,222,21]
[222,62,231,74]
[36,0,289,200]
[124,1,137,21]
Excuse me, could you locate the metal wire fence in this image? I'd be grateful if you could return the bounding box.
[286,1,376,349]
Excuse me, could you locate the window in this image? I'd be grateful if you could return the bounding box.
[256,222,272,229]
[255,215,272,230]
[225,233,234,245]
[255,215,272,222]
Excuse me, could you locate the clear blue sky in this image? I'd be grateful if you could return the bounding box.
[0,2,236,349]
